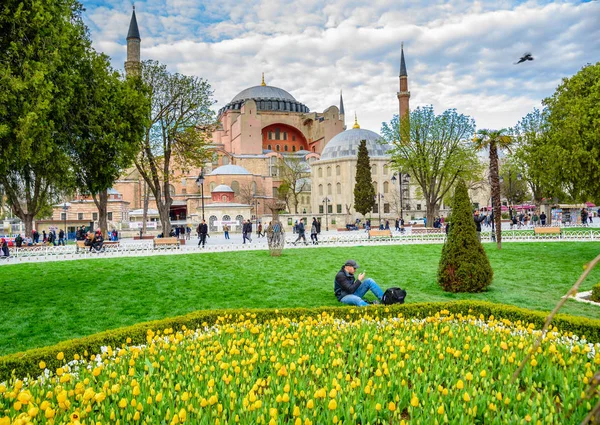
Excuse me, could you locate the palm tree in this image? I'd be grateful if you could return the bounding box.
[473,129,513,249]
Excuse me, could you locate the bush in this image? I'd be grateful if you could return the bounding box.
[592,283,600,302]
[2,300,600,382]
[438,179,493,292]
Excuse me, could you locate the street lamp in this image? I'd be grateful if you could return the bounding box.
[322,197,331,231]
[62,203,69,244]
[254,199,260,227]
[391,172,410,221]
[375,193,384,229]
[195,169,205,221]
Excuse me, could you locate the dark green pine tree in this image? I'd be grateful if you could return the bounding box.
[438,179,493,292]
[353,139,376,217]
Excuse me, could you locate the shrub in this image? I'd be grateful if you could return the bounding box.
[592,283,600,302]
[438,179,493,292]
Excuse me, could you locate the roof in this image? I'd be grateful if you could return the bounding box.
[231,85,296,103]
[320,128,391,161]
[212,184,234,193]
[210,164,251,175]
[127,8,140,40]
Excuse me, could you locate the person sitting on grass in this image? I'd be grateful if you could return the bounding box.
[334,259,384,306]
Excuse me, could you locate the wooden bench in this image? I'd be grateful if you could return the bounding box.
[368,229,392,239]
[534,227,561,235]
[76,240,120,252]
[153,237,180,248]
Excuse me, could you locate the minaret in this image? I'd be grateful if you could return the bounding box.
[339,90,346,128]
[124,6,141,77]
[397,42,410,121]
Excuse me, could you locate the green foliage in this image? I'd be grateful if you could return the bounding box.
[382,106,480,226]
[2,300,600,382]
[438,180,493,292]
[0,0,89,235]
[499,159,529,205]
[592,283,600,303]
[540,62,600,202]
[353,140,375,216]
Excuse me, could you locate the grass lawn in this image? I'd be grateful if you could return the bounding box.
[1,242,599,357]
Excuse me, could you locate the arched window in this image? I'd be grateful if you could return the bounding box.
[327,183,332,195]
[235,215,244,232]
[383,181,389,194]
[336,165,341,176]
[221,195,228,202]
[292,146,296,152]
[169,184,176,195]
[327,167,331,177]
[222,156,230,165]
[372,181,377,192]
[284,145,288,152]
[231,181,240,195]
[210,182,216,192]
[371,165,377,175]
[383,165,388,175]
[222,215,231,226]
[336,183,342,195]
[318,184,323,195]
[318,168,322,178]
[267,144,272,150]
[209,215,218,232]
[276,145,280,151]
[252,181,257,195]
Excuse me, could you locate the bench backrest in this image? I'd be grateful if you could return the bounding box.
[154,237,179,245]
[369,230,392,237]
[534,227,561,234]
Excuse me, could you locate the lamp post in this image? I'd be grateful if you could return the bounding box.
[322,197,330,231]
[195,169,205,221]
[391,172,410,221]
[62,203,69,244]
[254,199,260,227]
[376,193,384,229]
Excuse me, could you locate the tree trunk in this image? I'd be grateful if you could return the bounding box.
[489,145,502,249]
[142,180,149,235]
[92,189,109,238]
[426,202,439,228]
[158,202,171,237]
[23,213,34,238]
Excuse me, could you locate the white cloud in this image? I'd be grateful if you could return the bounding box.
[83,0,600,133]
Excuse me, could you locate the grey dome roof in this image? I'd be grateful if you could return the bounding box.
[320,128,391,160]
[212,184,234,193]
[210,164,251,175]
[231,85,296,103]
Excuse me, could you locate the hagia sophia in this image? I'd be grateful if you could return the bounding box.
[49,7,450,234]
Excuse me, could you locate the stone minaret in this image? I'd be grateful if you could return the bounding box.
[124,6,141,77]
[397,42,410,121]
[339,90,346,129]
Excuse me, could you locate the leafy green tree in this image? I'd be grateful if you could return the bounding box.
[542,62,600,202]
[438,179,493,293]
[278,156,310,214]
[499,160,529,206]
[62,51,150,236]
[0,0,89,236]
[135,60,215,235]
[473,129,513,249]
[381,106,480,226]
[353,140,375,217]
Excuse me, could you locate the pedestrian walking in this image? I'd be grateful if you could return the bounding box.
[310,217,319,245]
[257,222,263,238]
[293,218,307,245]
[243,220,253,244]
[223,224,230,240]
[197,220,208,247]
[540,212,547,226]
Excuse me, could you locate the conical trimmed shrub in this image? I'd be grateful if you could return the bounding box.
[437,179,493,292]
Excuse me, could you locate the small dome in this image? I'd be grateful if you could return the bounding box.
[212,184,234,193]
[231,85,296,103]
[210,164,251,175]
[320,128,391,160]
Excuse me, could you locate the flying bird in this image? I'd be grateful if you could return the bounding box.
[514,53,534,64]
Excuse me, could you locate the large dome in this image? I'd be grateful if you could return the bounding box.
[210,165,251,175]
[231,85,296,103]
[320,128,391,161]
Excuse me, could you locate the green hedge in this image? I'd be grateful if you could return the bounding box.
[592,283,600,303]
[2,300,600,382]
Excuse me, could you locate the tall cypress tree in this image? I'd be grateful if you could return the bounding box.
[353,140,376,217]
[437,179,493,292]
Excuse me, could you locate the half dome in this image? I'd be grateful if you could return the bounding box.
[320,128,391,161]
[210,165,251,175]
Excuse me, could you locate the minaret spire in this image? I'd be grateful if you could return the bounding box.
[339,89,345,128]
[397,42,410,123]
[125,5,141,76]
[352,112,360,129]
[399,41,407,77]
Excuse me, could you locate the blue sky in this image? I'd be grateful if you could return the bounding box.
[82,0,599,133]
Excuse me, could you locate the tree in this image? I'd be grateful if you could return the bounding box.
[62,52,149,236]
[473,129,513,249]
[438,179,493,293]
[381,106,480,226]
[541,62,600,202]
[278,156,310,214]
[0,0,89,236]
[353,140,375,217]
[499,160,529,206]
[135,60,215,236]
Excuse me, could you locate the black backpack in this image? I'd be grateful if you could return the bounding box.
[382,287,407,305]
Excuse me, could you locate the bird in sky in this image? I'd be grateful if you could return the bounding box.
[514,53,534,64]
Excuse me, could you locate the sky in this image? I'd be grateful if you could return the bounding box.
[82,0,599,134]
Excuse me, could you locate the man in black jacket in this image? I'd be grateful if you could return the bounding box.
[474,210,486,242]
[197,219,208,247]
[334,260,384,306]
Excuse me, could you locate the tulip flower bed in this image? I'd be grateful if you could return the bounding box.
[1,309,598,424]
